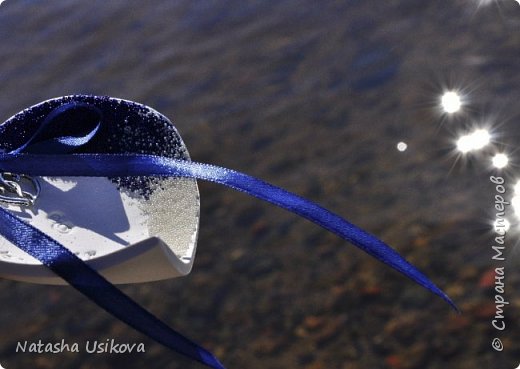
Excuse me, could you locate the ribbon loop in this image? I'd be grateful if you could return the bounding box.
[12,102,102,154]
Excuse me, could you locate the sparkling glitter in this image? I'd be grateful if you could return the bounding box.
[147,178,199,259]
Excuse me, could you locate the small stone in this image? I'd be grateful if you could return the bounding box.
[478,268,495,289]
[385,354,403,369]
[445,315,470,331]
[230,248,245,261]
[304,315,324,330]
[412,236,429,248]
[473,302,496,319]
[252,334,284,355]
[251,220,268,236]
[359,285,382,296]
[304,361,327,369]
[445,284,464,298]
[314,315,346,346]
[460,266,478,280]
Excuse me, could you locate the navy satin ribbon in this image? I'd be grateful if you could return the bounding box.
[0,204,225,369]
[0,102,456,369]
[0,153,456,308]
[12,102,102,154]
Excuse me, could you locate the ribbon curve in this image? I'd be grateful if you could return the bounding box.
[0,100,457,369]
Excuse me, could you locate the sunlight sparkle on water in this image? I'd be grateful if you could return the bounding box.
[514,181,520,194]
[512,195,520,219]
[397,141,407,152]
[456,129,490,153]
[512,181,520,219]
[494,218,510,233]
[441,91,462,114]
[492,153,509,169]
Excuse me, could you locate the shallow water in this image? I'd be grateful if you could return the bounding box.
[1,1,520,368]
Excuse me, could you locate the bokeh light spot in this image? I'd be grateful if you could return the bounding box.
[492,153,509,169]
[397,141,407,152]
[441,91,462,114]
